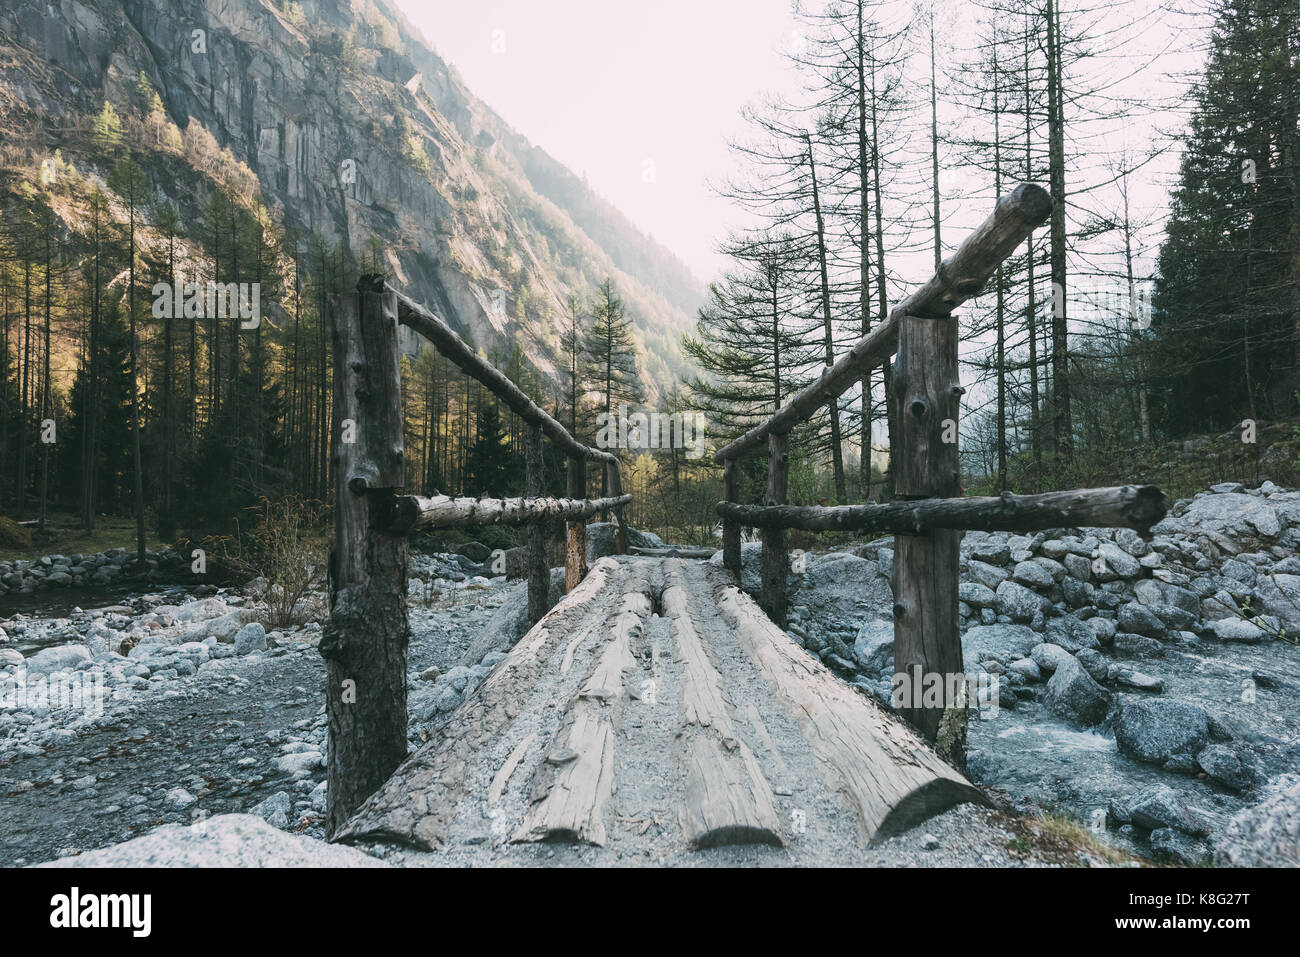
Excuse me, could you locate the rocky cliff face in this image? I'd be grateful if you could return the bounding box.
[0,0,702,393]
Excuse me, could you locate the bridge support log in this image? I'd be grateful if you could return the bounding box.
[892,313,965,768]
[760,432,790,627]
[322,277,410,838]
[605,459,629,554]
[566,457,589,592]
[525,424,548,625]
[722,458,741,575]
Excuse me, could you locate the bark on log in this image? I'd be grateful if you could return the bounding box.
[760,432,790,627]
[714,484,1168,536]
[391,288,615,464]
[722,458,741,575]
[322,276,410,838]
[387,493,631,533]
[566,457,590,592]
[892,312,964,764]
[525,424,548,626]
[714,184,1051,463]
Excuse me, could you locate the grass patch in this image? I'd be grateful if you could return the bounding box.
[0,512,167,564]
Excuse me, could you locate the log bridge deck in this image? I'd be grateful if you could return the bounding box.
[336,556,982,854]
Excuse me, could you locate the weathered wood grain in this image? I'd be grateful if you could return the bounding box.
[709,566,985,843]
[662,563,783,848]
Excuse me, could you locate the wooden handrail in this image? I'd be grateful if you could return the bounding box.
[388,493,632,533]
[717,485,1168,537]
[714,183,1051,463]
[389,284,618,465]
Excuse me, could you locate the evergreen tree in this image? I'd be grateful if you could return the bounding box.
[463,401,518,497]
[1151,0,1300,433]
[582,278,643,418]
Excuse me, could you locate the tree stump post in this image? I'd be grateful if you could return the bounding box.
[605,459,629,554]
[525,423,548,624]
[759,432,790,627]
[322,275,410,838]
[722,457,741,576]
[565,455,589,592]
[890,313,966,770]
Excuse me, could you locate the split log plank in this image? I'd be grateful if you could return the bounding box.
[334,559,626,849]
[662,564,783,848]
[715,484,1168,537]
[710,567,986,843]
[629,546,718,558]
[513,590,650,846]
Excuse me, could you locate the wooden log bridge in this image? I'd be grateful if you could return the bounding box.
[335,557,984,854]
[713,183,1169,769]
[322,184,1168,856]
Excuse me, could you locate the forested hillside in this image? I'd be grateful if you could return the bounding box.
[0,0,704,544]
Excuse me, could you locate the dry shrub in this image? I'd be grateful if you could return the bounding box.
[223,496,330,627]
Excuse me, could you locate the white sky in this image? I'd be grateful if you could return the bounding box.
[394,0,1206,290]
[395,0,804,283]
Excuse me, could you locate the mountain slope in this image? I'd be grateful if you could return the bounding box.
[0,0,704,400]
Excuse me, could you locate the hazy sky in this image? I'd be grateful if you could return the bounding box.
[394,0,805,283]
[394,0,1200,291]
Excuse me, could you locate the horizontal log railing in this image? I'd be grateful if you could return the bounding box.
[390,286,616,464]
[389,493,633,533]
[388,282,632,594]
[714,183,1052,465]
[717,485,1168,537]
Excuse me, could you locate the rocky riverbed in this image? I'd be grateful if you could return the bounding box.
[3,493,1298,867]
[717,481,1300,866]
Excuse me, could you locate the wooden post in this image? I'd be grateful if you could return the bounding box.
[565,455,589,592]
[322,275,410,837]
[525,424,548,624]
[605,459,629,554]
[759,432,790,627]
[722,457,741,575]
[891,313,965,769]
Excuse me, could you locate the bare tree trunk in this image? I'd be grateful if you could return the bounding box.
[1046,0,1073,462]
[804,133,846,501]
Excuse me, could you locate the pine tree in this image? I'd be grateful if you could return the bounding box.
[1152,0,1300,433]
[582,278,643,418]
